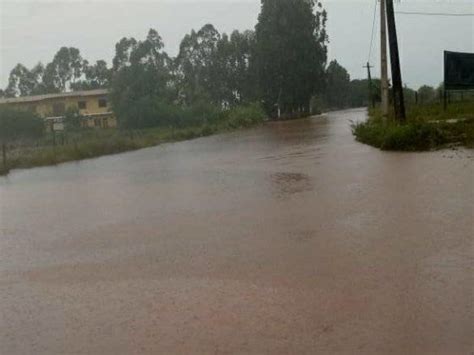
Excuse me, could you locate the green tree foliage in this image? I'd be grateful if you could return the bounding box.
[4,3,428,130]
[5,64,31,97]
[0,107,44,172]
[215,30,257,106]
[110,26,263,130]
[63,107,84,131]
[0,107,44,142]
[5,53,110,96]
[403,86,417,105]
[175,25,257,108]
[225,102,266,128]
[110,29,173,129]
[325,60,350,108]
[5,63,46,97]
[175,24,221,106]
[42,47,86,92]
[254,0,328,116]
[349,79,381,108]
[112,37,138,72]
[71,60,112,91]
[42,62,61,94]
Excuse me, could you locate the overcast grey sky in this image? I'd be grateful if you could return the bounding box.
[0,0,473,90]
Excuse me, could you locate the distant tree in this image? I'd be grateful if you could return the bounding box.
[110,29,173,129]
[30,63,47,94]
[417,85,436,104]
[254,0,328,117]
[175,24,221,106]
[5,63,46,97]
[403,86,417,105]
[348,79,369,108]
[130,29,166,67]
[214,30,257,106]
[5,64,30,97]
[112,37,138,72]
[325,60,350,108]
[42,62,61,94]
[348,78,381,108]
[88,60,112,87]
[0,89,4,98]
[71,60,112,90]
[42,47,86,92]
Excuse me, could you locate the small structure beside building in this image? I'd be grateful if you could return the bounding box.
[0,89,117,130]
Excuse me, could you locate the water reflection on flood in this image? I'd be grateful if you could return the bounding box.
[270,172,313,198]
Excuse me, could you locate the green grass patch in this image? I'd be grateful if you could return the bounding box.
[353,101,474,151]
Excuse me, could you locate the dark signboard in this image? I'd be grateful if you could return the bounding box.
[444,51,474,90]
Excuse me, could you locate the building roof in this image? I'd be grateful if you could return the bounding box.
[0,89,109,105]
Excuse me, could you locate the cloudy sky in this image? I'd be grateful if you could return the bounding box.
[0,0,472,90]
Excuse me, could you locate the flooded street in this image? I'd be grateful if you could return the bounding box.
[0,109,473,354]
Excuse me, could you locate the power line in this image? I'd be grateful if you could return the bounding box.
[395,11,474,17]
[368,0,378,62]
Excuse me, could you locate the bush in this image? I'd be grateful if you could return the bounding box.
[353,101,474,151]
[310,95,324,115]
[200,125,217,136]
[185,101,221,126]
[352,116,473,151]
[114,94,223,130]
[63,107,83,131]
[223,102,266,129]
[0,106,44,142]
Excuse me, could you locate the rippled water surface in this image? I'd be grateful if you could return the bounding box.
[1,109,473,354]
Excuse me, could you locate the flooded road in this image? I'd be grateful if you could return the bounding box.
[1,109,473,354]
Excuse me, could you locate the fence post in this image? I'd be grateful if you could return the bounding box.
[2,142,7,170]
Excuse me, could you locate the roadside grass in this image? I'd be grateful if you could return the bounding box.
[0,103,266,176]
[352,101,474,151]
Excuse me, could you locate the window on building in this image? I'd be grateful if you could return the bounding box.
[78,101,87,110]
[94,118,101,127]
[98,98,108,108]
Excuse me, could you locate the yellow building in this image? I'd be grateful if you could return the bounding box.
[0,89,117,130]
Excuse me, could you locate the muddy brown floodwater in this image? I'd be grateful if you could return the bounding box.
[0,109,473,354]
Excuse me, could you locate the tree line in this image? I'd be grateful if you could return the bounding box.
[2,0,435,129]
[0,1,324,124]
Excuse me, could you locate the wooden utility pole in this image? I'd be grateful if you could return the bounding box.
[380,0,389,117]
[386,0,406,121]
[364,62,375,108]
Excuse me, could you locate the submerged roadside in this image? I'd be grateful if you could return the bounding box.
[0,104,266,176]
[352,101,474,151]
